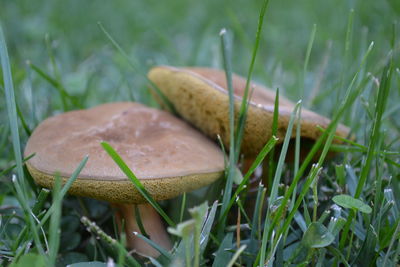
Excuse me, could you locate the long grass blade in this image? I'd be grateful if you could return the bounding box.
[259,102,301,266]
[15,102,31,136]
[48,175,62,266]
[0,153,35,178]
[382,219,400,266]
[179,192,187,223]
[97,22,176,114]
[101,142,175,227]
[12,188,50,251]
[0,24,25,194]
[269,101,301,203]
[27,62,75,110]
[218,28,236,238]
[337,9,354,106]
[200,201,218,254]
[234,0,271,157]
[247,183,266,265]
[134,233,173,261]
[227,245,247,267]
[0,23,44,256]
[218,136,277,223]
[39,156,88,226]
[267,88,280,190]
[295,23,316,177]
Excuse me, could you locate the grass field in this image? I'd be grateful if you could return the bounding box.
[1,0,399,266]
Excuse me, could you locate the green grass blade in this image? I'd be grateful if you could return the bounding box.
[27,62,74,110]
[236,197,251,225]
[295,23,316,177]
[328,246,351,267]
[269,101,301,203]
[303,24,317,95]
[32,188,51,215]
[169,202,208,266]
[12,188,50,251]
[247,183,266,264]
[169,220,196,265]
[234,0,271,157]
[337,9,354,106]
[48,175,62,266]
[117,233,127,266]
[134,233,173,261]
[0,24,25,193]
[227,245,247,267]
[134,205,149,238]
[0,23,45,256]
[226,8,252,50]
[258,100,302,264]
[218,28,236,238]
[212,233,233,267]
[179,192,186,223]
[277,164,322,241]
[11,174,45,255]
[0,153,34,178]
[200,201,218,254]
[218,136,277,223]
[382,218,400,266]
[39,156,88,226]
[0,124,9,153]
[45,34,62,85]
[267,88,280,190]
[15,102,31,136]
[97,22,176,114]
[190,203,207,267]
[352,224,378,266]
[290,104,303,214]
[101,141,175,227]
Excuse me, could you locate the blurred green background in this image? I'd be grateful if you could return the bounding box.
[1,0,399,114]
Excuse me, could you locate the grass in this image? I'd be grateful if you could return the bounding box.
[1,0,400,266]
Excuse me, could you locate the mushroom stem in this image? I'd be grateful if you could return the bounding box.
[112,203,172,257]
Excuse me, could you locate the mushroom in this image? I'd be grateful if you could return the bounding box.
[24,102,225,257]
[148,66,350,157]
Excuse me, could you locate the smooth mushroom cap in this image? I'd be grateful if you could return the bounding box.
[24,102,225,204]
[148,66,351,157]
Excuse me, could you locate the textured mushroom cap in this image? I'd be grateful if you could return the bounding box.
[148,66,350,156]
[24,102,224,203]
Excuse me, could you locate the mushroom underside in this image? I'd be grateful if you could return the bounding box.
[27,163,223,204]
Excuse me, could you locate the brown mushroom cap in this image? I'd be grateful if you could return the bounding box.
[24,102,224,204]
[148,66,350,156]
